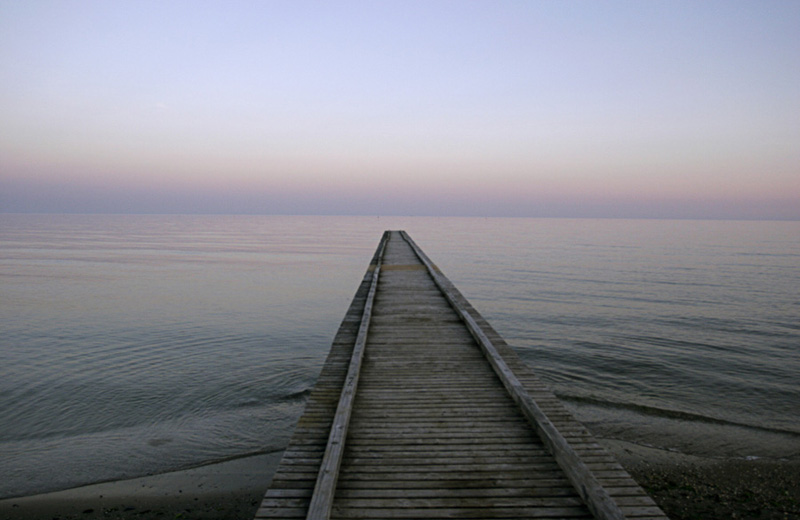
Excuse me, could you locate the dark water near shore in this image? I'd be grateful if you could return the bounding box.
[1,214,799,498]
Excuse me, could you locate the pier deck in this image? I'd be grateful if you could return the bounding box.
[256,231,667,519]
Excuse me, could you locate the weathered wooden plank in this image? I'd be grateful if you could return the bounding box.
[332,488,582,500]
[329,506,592,519]
[333,478,576,490]
[332,496,588,507]
[304,233,389,520]
[336,470,572,481]
[342,438,543,448]
[342,455,556,466]
[400,231,633,520]
[337,463,567,474]
[257,231,667,520]
[255,237,389,520]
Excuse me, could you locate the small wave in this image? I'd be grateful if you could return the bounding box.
[183,446,286,470]
[227,387,310,410]
[558,394,800,438]
[0,386,311,444]
[281,387,312,402]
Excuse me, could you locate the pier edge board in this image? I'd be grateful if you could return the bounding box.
[255,232,390,520]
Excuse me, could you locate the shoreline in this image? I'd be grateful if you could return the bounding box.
[604,439,800,520]
[2,443,798,520]
[0,452,283,520]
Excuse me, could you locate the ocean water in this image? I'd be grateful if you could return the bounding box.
[1,214,798,498]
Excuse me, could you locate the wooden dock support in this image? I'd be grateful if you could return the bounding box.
[256,231,668,519]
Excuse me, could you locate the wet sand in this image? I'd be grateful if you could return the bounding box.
[0,452,283,520]
[2,443,798,520]
[607,440,800,520]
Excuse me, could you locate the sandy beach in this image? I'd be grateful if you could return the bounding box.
[0,452,283,520]
[2,442,798,520]
[608,440,800,520]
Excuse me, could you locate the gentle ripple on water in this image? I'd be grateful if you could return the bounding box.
[1,214,799,498]
[410,218,800,458]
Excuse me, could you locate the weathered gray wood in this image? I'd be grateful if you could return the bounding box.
[257,231,667,520]
[330,233,593,518]
[400,231,629,520]
[303,233,388,520]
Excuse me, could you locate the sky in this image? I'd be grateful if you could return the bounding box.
[1,1,799,219]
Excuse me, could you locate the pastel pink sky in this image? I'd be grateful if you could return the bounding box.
[2,1,799,219]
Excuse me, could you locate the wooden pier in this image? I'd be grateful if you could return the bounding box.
[256,231,668,519]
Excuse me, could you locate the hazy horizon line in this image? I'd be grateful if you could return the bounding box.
[3,211,799,223]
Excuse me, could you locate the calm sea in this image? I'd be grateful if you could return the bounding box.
[1,214,798,498]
